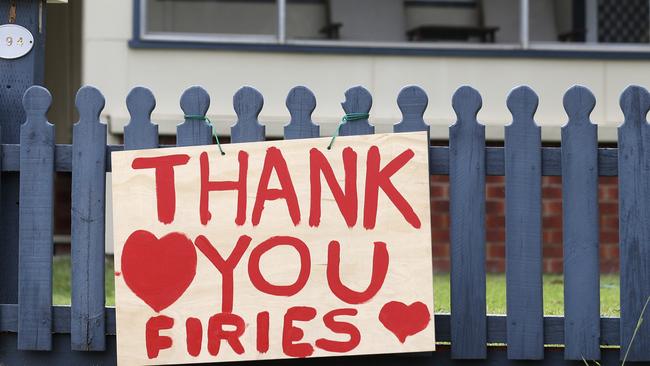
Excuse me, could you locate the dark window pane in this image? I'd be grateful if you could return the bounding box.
[145,0,277,37]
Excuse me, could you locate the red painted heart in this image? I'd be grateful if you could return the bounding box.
[121,230,197,312]
[379,301,431,343]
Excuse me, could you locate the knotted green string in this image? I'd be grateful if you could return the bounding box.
[184,114,225,155]
[327,113,370,150]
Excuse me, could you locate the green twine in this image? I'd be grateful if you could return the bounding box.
[184,114,225,155]
[327,113,370,150]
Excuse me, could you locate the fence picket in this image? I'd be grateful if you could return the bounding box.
[284,86,319,139]
[231,86,265,143]
[504,86,543,360]
[561,85,600,360]
[449,86,486,358]
[394,85,430,136]
[178,86,213,147]
[124,87,158,150]
[71,86,107,351]
[17,86,55,350]
[5,83,646,362]
[339,86,374,136]
[617,85,650,361]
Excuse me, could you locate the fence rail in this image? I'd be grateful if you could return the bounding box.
[2,82,650,364]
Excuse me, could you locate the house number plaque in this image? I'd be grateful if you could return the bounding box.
[0,24,34,60]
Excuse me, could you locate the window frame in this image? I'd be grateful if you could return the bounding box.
[131,0,650,59]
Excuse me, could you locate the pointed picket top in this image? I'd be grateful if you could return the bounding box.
[562,85,596,127]
[451,85,483,131]
[231,86,265,143]
[22,86,53,130]
[124,86,158,150]
[619,85,650,131]
[178,86,212,147]
[284,86,319,139]
[339,85,374,136]
[395,85,429,133]
[506,85,539,128]
[74,86,105,127]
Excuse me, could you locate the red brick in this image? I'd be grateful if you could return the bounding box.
[486,229,505,242]
[431,230,450,243]
[599,176,617,185]
[600,245,619,259]
[431,201,449,212]
[599,203,618,215]
[543,201,563,215]
[607,186,619,200]
[430,185,447,198]
[544,259,563,273]
[486,201,505,213]
[543,215,562,229]
[542,187,562,199]
[600,259,619,273]
[543,230,563,245]
[600,231,619,244]
[430,214,449,229]
[544,176,562,186]
[432,259,450,272]
[600,216,618,230]
[430,175,449,183]
[487,243,505,258]
[543,245,563,258]
[486,259,505,273]
[486,176,504,184]
[486,215,505,227]
[431,243,449,257]
[598,186,608,199]
[487,186,504,199]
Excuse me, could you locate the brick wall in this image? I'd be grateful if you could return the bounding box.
[430,175,620,274]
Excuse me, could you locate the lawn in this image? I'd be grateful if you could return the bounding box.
[53,255,620,316]
[53,255,115,306]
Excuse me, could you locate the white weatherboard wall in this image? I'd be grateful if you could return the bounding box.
[84,0,650,144]
[86,0,644,254]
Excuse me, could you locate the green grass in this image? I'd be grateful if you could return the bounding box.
[52,255,620,316]
[433,273,620,316]
[53,255,115,306]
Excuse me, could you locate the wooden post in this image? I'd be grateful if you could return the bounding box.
[0,0,46,304]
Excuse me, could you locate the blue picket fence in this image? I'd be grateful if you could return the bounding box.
[0,83,648,365]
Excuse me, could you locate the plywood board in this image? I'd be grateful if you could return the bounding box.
[111,132,434,365]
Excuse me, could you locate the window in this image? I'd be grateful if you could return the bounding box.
[527,0,650,48]
[144,0,279,42]
[136,0,650,53]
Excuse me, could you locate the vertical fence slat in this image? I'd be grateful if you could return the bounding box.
[394,85,430,136]
[284,86,319,139]
[340,86,374,136]
[124,87,158,150]
[178,86,213,147]
[504,86,543,360]
[561,85,600,360]
[17,86,54,350]
[231,86,265,143]
[449,86,486,358]
[71,86,107,351]
[618,85,650,361]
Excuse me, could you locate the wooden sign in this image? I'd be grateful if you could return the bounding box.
[111,131,434,365]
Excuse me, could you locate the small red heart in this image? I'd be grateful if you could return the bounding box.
[121,230,197,312]
[379,301,431,343]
